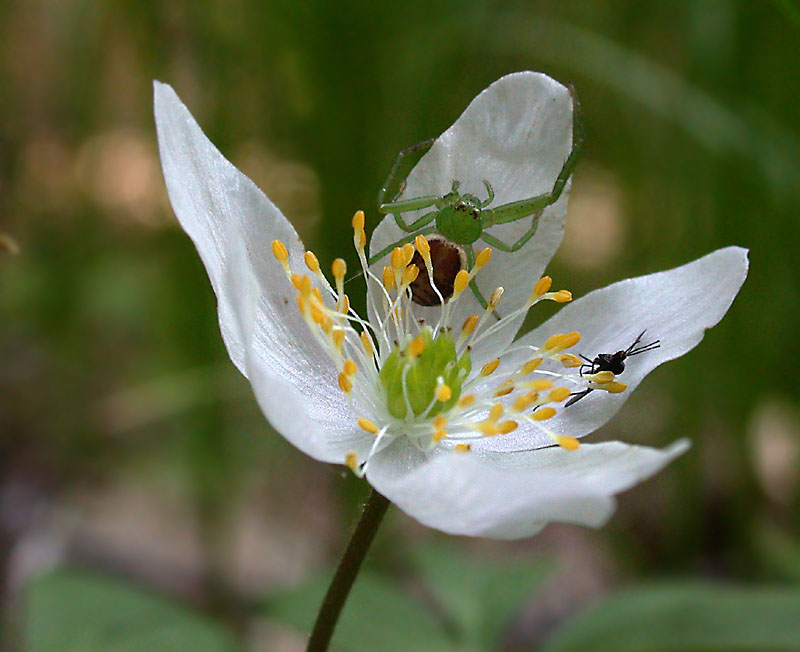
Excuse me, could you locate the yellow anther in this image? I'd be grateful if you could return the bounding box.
[352,210,365,231]
[332,258,347,281]
[455,444,472,453]
[360,331,374,355]
[549,387,572,402]
[499,420,518,434]
[333,329,346,351]
[559,354,583,368]
[475,248,492,269]
[488,287,504,309]
[345,451,359,470]
[390,247,405,270]
[591,370,616,384]
[403,264,419,285]
[553,290,573,303]
[533,407,557,421]
[453,270,470,295]
[437,384,453,402]
[489,403,504,421]
[382,266,396,290]
[433,415,447,429]
[520,358,543,375]
[494,380,515,397]
[339,294,351,314]
[534,276,552,297]
[358,228,367,249]
[530,379,553,390]
[479,422,501,436]
[480,358,500,376]
[343,359,357,376]
[271,239,289,264]
[458,394,476,408]
[312,287,323,303]
[433,429,447,442]
[408,337,426,357]
[415,234,430,258]
[402,242,415,265]
[304,251,320,274]
[605,381,627,394]
[545,331,581,353]
[338,372,353,394]
[291,273,312,295]
[357,417,379,434]
[556,435,580,451]
[513,393,537,412]
[461,314,479,337]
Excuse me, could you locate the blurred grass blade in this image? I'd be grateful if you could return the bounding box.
[25,568,238,652]
[543,582,800,652]
[267,571,456,652]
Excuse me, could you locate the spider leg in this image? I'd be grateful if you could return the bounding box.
[479,180,495,207]
[367,226,436,265]
[479,210,544,252]
[377,137,435,206]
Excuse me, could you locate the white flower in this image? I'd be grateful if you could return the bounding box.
[154,72,748,539]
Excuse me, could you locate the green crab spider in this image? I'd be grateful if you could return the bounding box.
[369,86,585,310]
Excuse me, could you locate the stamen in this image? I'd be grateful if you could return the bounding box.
[532,407,556,421]
[338,372,353,394]
[586,370,615,384]
[493,379,515,397]
[357,417,380,434]
[498,420,518,434]
[408,336,426,357]
[271,240,290,275]
[458,394,476,408]
[558,354,583,368]
[519,358,543,376]
[480,358,500,376]
[360,331,374,355]
[345,451,360,471]
[488,403,504,421]
[455,444,472,452]
[549,387,572,402]
[304,251,320,274]
[453,270,470,296]
[436,384,452,402]
[343,359,357,376]
[475,248,492,270]
[604,381,627,393]
[533,275,552,297]
[382,266,395,291]
[556,435,580,451]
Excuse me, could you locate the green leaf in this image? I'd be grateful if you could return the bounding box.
[268,571,457,652]
[24,568,237,652]
[544,582,800,652]
[411,543,551,650]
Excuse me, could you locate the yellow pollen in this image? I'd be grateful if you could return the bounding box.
[479,422,501,436]
[333,329,345,350]
[358,228,367,248]
[343,359,357,376]
[545,331,581,353]
[530,379,553,390]
[408,336,426,357]
[360,331,374,355]
[480,358,500,376]
[488,287,504,308]
[549,387,572,402]
[499,420,518,434]
[357,417,379,434]
[533,407,557,421]
[513,393,537,411]
[453,270,470,295]
[332,258,346,281]
[402,242,415,265]
[458,394,476,408]
[437,384,453,402]
[415,234,430,257]
[339,294,351,314]
[338,372,353,394]
[605,381,627,394]
[475,248,492,269]
[493,380,515,397]
[559,354,583,368]
[291,273,312,295]
[534,276,552,297]
[489,403,504,421]
[271,239,289,264]
[403,264,419,285]
[434,429,447,442]
[556,435,580,451]
[553,290,573,303]
[304,251,320,273]
[352,210,365,230]
[461,314,479,336]
[382,266,395,290]
[455,444,472,453]
[390,247,405,270]
[345,451,359,470]
[520,358,543,375]
[433,415,447,429]
[591,370,616,384]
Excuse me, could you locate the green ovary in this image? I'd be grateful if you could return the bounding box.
[379,327,471,420]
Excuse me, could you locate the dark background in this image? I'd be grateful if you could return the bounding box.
[1,1,799,650]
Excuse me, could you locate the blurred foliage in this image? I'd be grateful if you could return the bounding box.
[1,0,799,650]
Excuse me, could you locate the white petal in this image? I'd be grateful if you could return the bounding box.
[154,81,372,463]
[366,438,688,539]
[368,72,573,363]
[478,247,748,453]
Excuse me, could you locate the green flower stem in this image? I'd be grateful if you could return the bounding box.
[306,488,391,652]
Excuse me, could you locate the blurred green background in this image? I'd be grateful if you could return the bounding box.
[1,1,799,650]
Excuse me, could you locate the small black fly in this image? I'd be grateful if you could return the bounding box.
[565,330,660,407]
